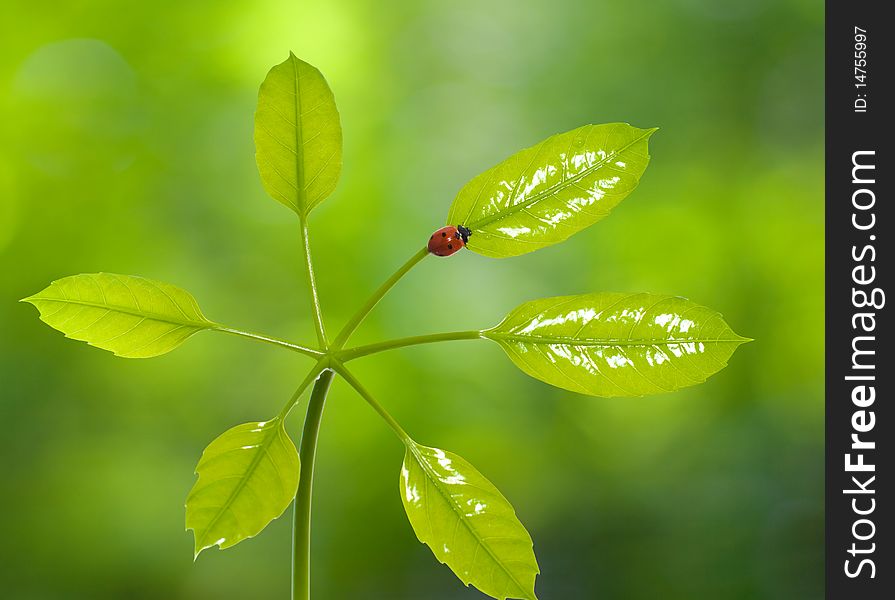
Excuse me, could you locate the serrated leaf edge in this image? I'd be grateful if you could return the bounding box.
[187,418,298,559]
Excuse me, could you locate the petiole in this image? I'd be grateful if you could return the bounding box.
[331,360,410,443]
[214,326,325,358]
[336,330,483,362]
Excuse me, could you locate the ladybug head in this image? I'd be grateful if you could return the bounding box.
[456,225,472,244]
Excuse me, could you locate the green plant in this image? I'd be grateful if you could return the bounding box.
[21,53,749,600]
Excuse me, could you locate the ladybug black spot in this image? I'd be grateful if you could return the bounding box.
[447,244,452,249]
[442,232,447,237]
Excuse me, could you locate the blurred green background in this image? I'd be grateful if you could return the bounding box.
[0,0,823,598]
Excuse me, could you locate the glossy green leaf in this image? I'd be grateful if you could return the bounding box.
[401,440,539,600]
[484,292,750,397]
[21,273,216,358]
[447,123,656,258]
[254,53,342,216]
[187,418,300,557]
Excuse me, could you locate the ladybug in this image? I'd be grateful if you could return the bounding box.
[428,225,472,257]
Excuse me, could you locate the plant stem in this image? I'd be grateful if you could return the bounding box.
[331,247,429,349]
[292,368,335,600]
[337,330,483,361]
[332,361,410,443]
[214,326,324,358]
[299,219,328,348]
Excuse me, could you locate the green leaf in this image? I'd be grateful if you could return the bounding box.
[187,418,300,557]
[401,440,539,600]
[254,53,342,216]
[447,123,656,258]
[484,292,750,397]
[21,273,216,358]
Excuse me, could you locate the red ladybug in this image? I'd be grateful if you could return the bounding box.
[428,225,471,257]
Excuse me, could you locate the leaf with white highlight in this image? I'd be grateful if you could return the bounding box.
[484,292,750,397]
[186,418,300,557]
[401,440,539,600]
[447,123,656,258]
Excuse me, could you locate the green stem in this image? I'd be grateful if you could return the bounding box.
[332,361,410,443]
[337,330,482,362]
[299,219,328,348]
[292,368,334,600]
[331,247,429,349]
[214,326,324,358]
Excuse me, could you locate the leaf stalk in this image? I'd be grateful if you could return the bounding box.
[332,361,410,443]
[214,326,325,358]
[336,330,483,361]
[331,247,429,349]
[299,219,328,348]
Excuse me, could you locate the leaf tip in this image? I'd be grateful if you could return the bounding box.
[190,532,203,561]
[729,327,753,345]
[191,532,217,561]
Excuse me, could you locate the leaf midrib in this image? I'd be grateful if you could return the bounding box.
[409,443,533,599]
[193,421,282,549]
[466,127,653,231]
[27,296,214,329]
[290,55,308,214]
[485,332,745,347]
